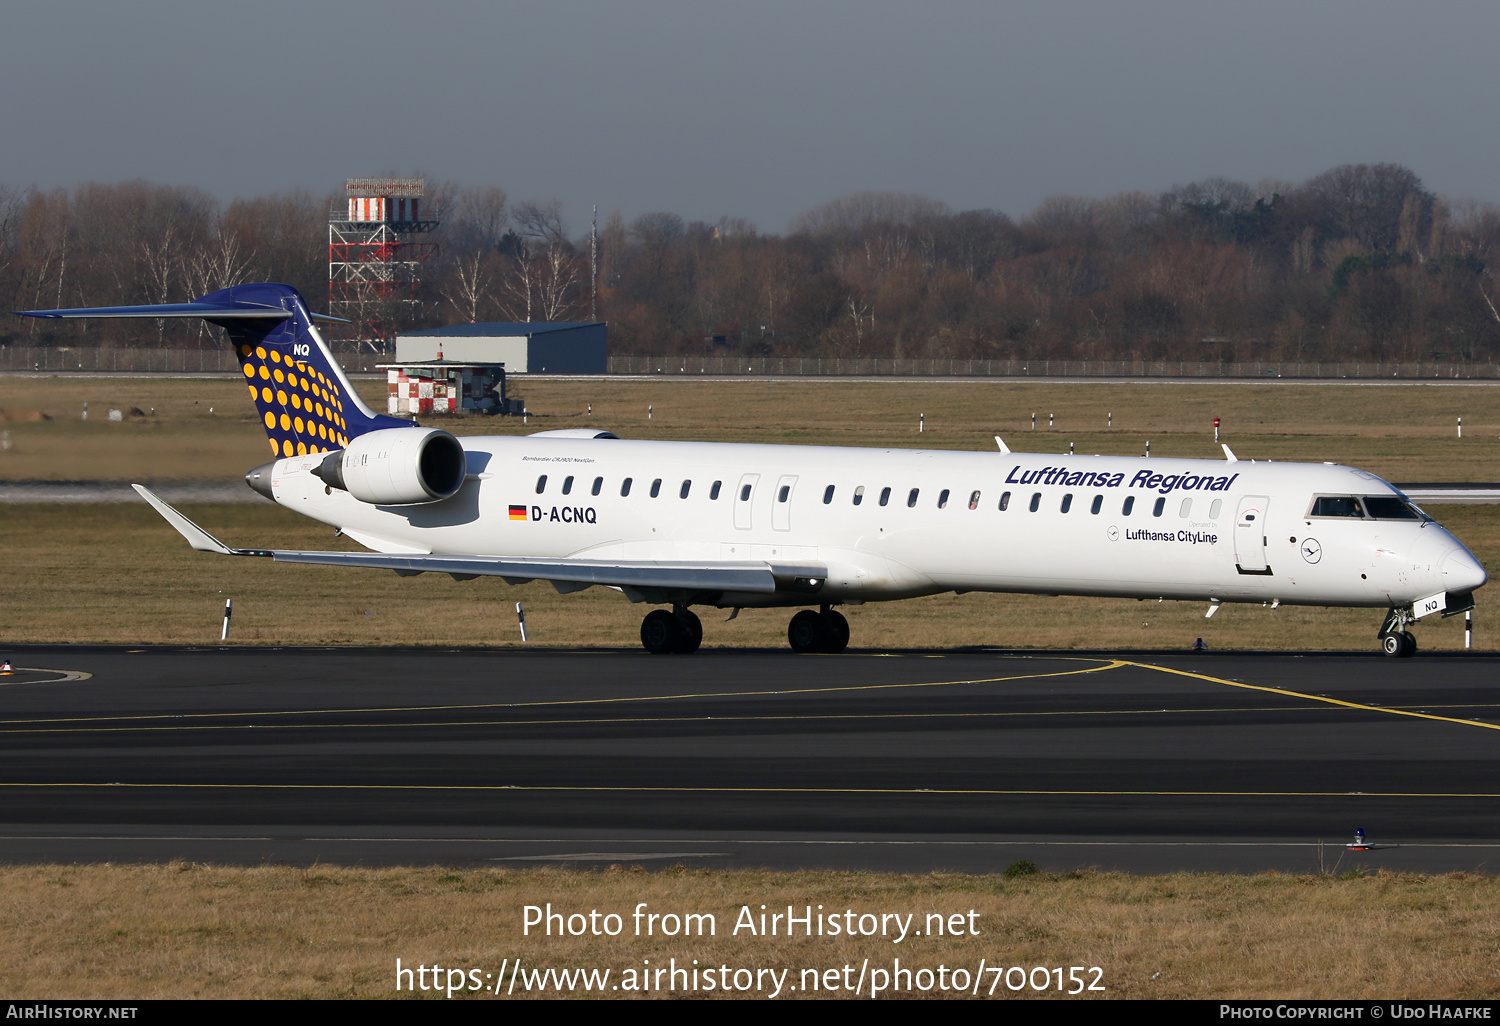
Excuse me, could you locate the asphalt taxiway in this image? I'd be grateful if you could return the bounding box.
[0,646,1496,874]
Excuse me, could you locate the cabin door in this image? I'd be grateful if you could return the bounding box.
[1234,495,1270,574]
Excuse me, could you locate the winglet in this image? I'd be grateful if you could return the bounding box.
[131,484,238,554]
[1222,443,1238,463]
[994,435,1011,454]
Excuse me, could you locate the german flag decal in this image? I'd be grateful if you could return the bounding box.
[509,505,528,521]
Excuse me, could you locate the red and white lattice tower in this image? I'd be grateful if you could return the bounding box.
[329,178,439,348]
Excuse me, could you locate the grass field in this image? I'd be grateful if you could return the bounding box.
[2,374,1498,651]
[2,865,1497,999]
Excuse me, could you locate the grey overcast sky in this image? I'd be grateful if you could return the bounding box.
[2,1,1496,233]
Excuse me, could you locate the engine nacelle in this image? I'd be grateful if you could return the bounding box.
[314,427,466,505]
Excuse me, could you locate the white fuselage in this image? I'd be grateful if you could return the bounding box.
[264,437,1487,610]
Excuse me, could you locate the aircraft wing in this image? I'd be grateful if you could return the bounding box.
[133,485,824,600]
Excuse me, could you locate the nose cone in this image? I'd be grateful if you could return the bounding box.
[1443,549,1488,596]
[244,462,276,500]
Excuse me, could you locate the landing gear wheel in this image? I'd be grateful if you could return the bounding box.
[1380,632,1403,657]
[823,609,850,653]
[788,610,828,653]
[672,609,703,654]
[1401,631,1417,658]
[641,609,682,655]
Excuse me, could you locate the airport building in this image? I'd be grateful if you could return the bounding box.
[395,321,608,374]
[380,321,607,416]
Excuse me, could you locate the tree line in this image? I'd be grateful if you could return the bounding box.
[4,163,1500,364]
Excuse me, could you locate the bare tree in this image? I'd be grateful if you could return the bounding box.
[140,216,183,342]
[513,199,567,246]
[847,294,872,357]
[183,224,254,344]
[535,244,581,321]
[498,242,535,322]
[450,186,509,252]
[444,249,497,323]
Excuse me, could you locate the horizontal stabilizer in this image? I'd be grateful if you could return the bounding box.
[15,302,347,323]
[18,301,288,321]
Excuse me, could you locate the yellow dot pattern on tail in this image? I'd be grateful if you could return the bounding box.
[239,342,350,456]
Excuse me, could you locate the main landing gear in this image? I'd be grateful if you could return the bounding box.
[1378,607,1417,658]
[638,605,851,654]
[640,607,702,654]
[788,606,850,654]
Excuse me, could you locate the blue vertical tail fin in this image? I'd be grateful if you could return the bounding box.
[202,284,412,458]
[14,282,414,459]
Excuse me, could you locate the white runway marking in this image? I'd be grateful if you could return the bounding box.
[0,668,94,686]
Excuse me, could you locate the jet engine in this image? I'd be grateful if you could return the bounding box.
[313,427,466,505]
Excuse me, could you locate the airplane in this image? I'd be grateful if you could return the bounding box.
[17,282,1488,657]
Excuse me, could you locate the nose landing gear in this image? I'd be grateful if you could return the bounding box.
[788,606,850,653]
[1378,607,1417,658]
[640,606,703,654]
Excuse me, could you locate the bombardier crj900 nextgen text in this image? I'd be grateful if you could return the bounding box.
[18,283,1489,656]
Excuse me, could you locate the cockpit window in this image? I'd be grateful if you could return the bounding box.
[1309,495,1365,518]
[1363,496,1423,520]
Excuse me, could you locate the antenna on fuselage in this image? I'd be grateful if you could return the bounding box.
[1222,444,1239,463]
[994,435,1011,453]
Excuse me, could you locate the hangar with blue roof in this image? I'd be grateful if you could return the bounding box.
[396,321,607,374]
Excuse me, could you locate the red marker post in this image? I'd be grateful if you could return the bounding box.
[1213,417,1220,443]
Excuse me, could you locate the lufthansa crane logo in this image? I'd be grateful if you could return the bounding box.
[1300,538,1322,564]
[1107,525,1119,541]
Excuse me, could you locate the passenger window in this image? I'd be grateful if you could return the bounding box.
[998,491,1010,511]
[1123,495,1135,516]
[650,478,662,498]
[710,480,722,500]
[853,485,865,506]
[680,480,691,499]
[1179,498,1191,518]
[561,475,574,496]
[1090,494,1103,515]
[823,485,835,504]
[968,490,980,510]
[778,485,790,502]
[1209,498,1221,519]
[879,487,891,506]
[1153,497,1165,517]
[740,484,752,501]
[1060,493,1073,513]
[907,488,920,508]
[1029,492,1041,512]
[535,474,547,494]
[1310,496,1365,518]
[937,489,949,509]
[592,476,603,496]
[621,477,632,497]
